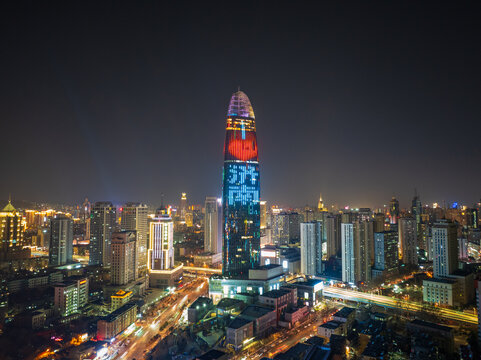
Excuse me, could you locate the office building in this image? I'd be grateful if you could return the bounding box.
[89,202,116,266]
[300,221,322,276]
[49,216,73,266]
[204,197,222,254]
[432,220,458,277]
[120,203,148,276]
[222,90,260,277]
[399,217,418,266]
[111,231,138,286]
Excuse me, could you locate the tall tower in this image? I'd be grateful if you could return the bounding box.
[49,215,73,266]
[222,90,260,277]
[121,203,148,276]
[149,205,174,270]
[89,202,116,266]
[300,221,322,276]
[432,220,458,277]
[111,231,138,285]
[204,197,222,254]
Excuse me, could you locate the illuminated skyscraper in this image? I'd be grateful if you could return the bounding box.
[149,205,174,271]
[180,193,187,220]
[222,90,260,277]
[0,200,24,252]
[204,197,222,254]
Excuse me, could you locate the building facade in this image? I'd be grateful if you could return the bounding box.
[49,216,73,266]
[341,223,355,284]
[222,91,261,278]
[111,231,138,286]
[300,221,322,276]
[120,203,148,276]
[204,197,222,254]
[432,220,458,277]
[399,217,418,266]
[89,202,116,266]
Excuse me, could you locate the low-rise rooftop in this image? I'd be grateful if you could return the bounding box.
[228,317,252,329]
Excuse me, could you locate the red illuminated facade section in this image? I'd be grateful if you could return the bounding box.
[224,117,258,162]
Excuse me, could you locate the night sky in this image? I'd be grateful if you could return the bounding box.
[1,2,480,209]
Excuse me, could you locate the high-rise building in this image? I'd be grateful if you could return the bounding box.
[389,197,400,224]
[373,231,398,274]
[399,217,418,266]
[49,216,73,266]
[354,220,373,283]
[222,91,260,278]
[373,213,385,233]
[318,194,328,212]
[260,201,267,230]
[326,215,341,259]
[204,197,222,254]
[341,223,355,284]
[432,220,458,277]
[0,200,24,252]
[411,190,422,224]
[300,221,322,276]
[149,206,174,270]
[111,231,138,286]
[89,202,116,266]
[120,203,148,276]
[180,193,187,220]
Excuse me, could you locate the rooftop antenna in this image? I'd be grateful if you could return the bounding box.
[237,85,240,92]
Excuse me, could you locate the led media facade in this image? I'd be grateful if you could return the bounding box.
[222,91,261,277]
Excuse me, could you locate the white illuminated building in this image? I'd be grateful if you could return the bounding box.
[149,207,174,270]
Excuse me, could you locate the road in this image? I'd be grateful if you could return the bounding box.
[323,286,478,325]
[232,305,340,360]
[111,277,208,360]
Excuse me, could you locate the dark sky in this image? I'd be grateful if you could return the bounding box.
[1,1,480,209]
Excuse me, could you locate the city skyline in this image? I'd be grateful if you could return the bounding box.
[1,2,480,207]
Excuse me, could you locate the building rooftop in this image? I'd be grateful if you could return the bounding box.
[227,90,255,119]
[196,349,227,360]
[424,277,457,284]
[319,320,342,330]
[100,302,137,323]
[216,297,244,310]
[409,319,453,333]
[260,289,290,299]
[228,317,252,329]
[240,304,274,319]
[189,296,212,310]
[333,307,355,319]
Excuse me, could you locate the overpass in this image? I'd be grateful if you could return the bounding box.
[323,286,478,325]
[183,266,222,274]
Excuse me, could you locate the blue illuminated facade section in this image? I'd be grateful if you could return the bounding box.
[226,163,259,206]
[222,161,261,278]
